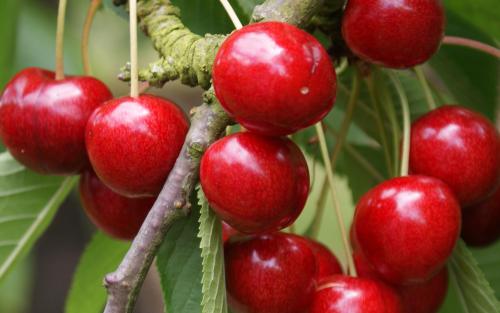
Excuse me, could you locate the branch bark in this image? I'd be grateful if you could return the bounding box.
[104,0,325,312]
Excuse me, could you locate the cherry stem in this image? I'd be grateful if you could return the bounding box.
[314,122,357,276]
[81,0,101,76]
[335,57,348,75]
[220,0,243,29]
[442,36,500,59]
[55,0,68,80]
[129,0,139,98]
[366,75,394,177]
[310,72,360,239]
[414,66,437,110]
[388,72,411,177]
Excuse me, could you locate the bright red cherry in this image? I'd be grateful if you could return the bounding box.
[0,67,112,174]
[200,132,309,233]
[398,267,448,313]
[85,94,189,197]
[213,21,336,136]
[342,0,445,68]
[410,105,500,206]
[79,171,155,240]
[224,232,317,313]
[353,175,461,285]
[310,275,403,313]
[462,186,500,247]
[305,239,343,280]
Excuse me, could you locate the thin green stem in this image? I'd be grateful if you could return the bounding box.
[414,66,437,110]
[314,122,357,276]
[81,0,101,76]
[220,0,243,29]
[389,72,411,177]
[129,0,139,97]
[310,72,360,239]
[335,57,349,75]
[55,0,68,79]
[442,36,500,59]
[366,75,394,177]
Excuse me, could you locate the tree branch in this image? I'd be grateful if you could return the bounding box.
[104,0,325,312]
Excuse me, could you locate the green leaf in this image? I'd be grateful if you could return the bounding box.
[170,0,234,35]
[444,0,500,39]
[197,188,228,313]
[231,0,265,23]
[473,241,500,299]
[0,152,77,282]
[449,240,500,313]
[157,200,203,313]
[0,0,20,89]
[65,232,130,313]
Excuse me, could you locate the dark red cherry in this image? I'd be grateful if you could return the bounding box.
[79,171,155,240]
[354,251,449,313]
[0,67,112,174]
[310,275,403,313]
[222,221,239,242]
[353,175,461,284]
[410,105,500,206]
[200,132,309,233]
[85,94,189,197]
[462,186,500,247]
[224,232,316,313]
[342,0,445,68]
[305,239,343,280]
[398,267,448,313]
[213,21,336,136]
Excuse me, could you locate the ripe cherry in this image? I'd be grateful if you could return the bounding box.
[310,275,403,313]
[342,0,445,68]
[200,132,309,233]
[79,171,155,240]
[305,238,343,281]
[353,175,461,284]
[85,94,189,197]
[410,105,500,206]
[224,232,316,313]
[0,67,112,174]
[462,186,500,247]
[213,21,336,136]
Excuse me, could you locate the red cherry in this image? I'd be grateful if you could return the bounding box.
[79,171,154,240]
[342,0,445,68]
[310,275,403,313]
[0,67,112,174]
[222,221,239,242]
[200,132,309,233]
[305,239,343,281]
[410,105,500,206]
[85,94,189,197]
[213,21,336,136]
[398,267,448,313]
[224,232,316,313]
[462,186,500,247]
[353,175,461,284]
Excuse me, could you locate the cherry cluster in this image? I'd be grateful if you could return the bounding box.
[0,68,189,240]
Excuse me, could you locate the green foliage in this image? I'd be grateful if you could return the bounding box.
[449,241,500,313]
[0,152,77,283]
[157,201,203,313]
[444,0,500,38]
[197,188,228,313]
[65,232,130,313]
[0,0,20,89]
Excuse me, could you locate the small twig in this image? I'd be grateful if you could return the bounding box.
[442,36,500,59]
[219,0,243,29]
[81,0,101,76]
[55,0,68,79]
[129,0,139,97]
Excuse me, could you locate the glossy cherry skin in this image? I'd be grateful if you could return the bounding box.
[354,251,448,313]
[342,0,445,68]
[305,239,343,280]
[462,186,500,247]
[410,105,500,206]
[200,132,309,233]
[353,175,461,285]
[224,232,317,313]
[85,94,189,197]
[213,21,336,136]
[310,275,403,313]
[79,171,155,240]
[0,67,112,174]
